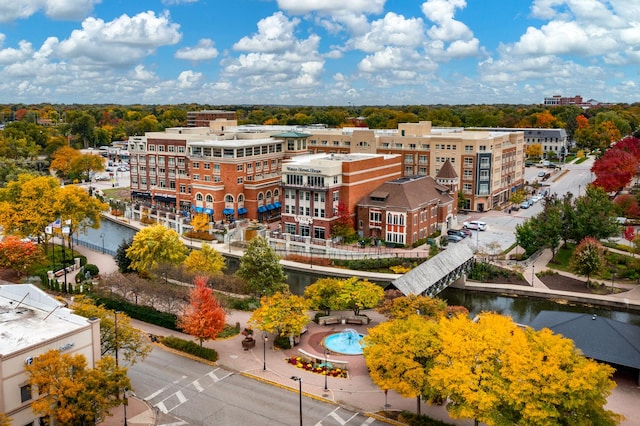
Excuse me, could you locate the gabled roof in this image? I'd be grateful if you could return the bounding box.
[391,239,475,295]
[436,159,458,179]
[530,311,640,369]
[358,175,453,211]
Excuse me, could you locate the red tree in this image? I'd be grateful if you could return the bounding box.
[178,276,226,346]
[591,148,637,192]
[623,226,636,242]
[615,194,640,219]
[0,236,43,278]
[614,136,640,161]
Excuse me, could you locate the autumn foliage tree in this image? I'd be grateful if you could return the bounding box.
[26,350,130,425]
[126,224,188,273]
[331,200,357,242]
[184,243,226,278]
[591,148,637,192]
[0,236,43,277]
[249,291,310,346]
[571,237,606,286]
[339,277,385,316]
[303,277,346,315]
[178,276,226,346]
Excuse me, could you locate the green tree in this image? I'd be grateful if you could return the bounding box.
[339,277,385,316]
[571,237,606,286]
[184,243,226,277]
[26,350,130,426]
[532,195,564,256]
[71,296,151,366]
[178,276,226,346]
[126,224,188,273]
[69,153,105,181]
[237,236,288,296]
[363,315,442,414]
[571,186,619,242]
[249,291,310,345]
[115,238,134,273]
[71,113,97,148]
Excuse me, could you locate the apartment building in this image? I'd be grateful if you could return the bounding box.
[280,153,402,239]
[0,283,101,425]
[127,127,310,225]
[303,121,525,212]
[469,127,570,160]
[356,161,458,246]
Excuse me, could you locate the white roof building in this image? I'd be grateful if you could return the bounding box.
[0,282,101,425]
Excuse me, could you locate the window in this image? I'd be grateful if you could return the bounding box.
[206,194,213,202]
[158,145,165,152]
[196,193,203,201]
[480,170,489,179]
[192,162,199,169]
[178,146,185,153]
[168,145,175,152]
[21,384,32,402]
[300,225,310,236]
[314,227,325,239]
[237,177,243,184]
[180,184,186,193]
[285,223,296,234]
[225,194,234,203]
[204,163,210,170]
[214,164,220,172]
[237,164,243,171]
[464,158,473,166]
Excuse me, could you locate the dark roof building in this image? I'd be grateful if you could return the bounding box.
[530,311,640,371]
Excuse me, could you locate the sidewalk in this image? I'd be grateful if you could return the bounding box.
[73,230,640,426]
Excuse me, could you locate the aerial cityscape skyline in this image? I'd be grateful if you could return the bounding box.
[1,0,639,106]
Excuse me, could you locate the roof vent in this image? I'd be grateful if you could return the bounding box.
[592,314,597,320]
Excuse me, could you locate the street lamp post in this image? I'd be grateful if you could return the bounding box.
[531,264,535,287]
[114,311,120,367]
[123,387,129,426]
[263,332,268,371]
[323,350,329,391]
[612,271,616,294]
[100,233,105,254]
[290,376,302,426]
[62,225,70,292]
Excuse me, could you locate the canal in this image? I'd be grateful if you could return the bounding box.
[79,218,640,327]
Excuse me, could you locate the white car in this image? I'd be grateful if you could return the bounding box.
[463,220,487,231]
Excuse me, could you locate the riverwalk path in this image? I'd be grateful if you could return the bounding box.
[66,213,640,426]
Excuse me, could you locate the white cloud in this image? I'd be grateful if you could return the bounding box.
[175,38,219,61]
[0,40,34,65]
[420,0,480,60]
[233,12,299,53]
[277,0,385,15]
[176,70,203,89]
[350,12,425,53]
[162,0,199,5]
[0,0,101,23]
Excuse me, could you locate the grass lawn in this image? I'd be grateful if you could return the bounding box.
[547,243,640,282]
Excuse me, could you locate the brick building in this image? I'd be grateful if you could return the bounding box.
[356,160,458,246]
[186,110,236,127]
[280,153,402,239]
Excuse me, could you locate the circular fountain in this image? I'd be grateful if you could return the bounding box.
[322,328,365,355]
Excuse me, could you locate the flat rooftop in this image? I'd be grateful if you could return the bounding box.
[0,283,90,356]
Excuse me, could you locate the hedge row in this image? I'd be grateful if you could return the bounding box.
[162,336,218,361]
[90,295,179,331]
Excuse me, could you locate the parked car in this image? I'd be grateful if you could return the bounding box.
[463,220,487,231]
[457,228,473,237]
[520,200,531,209]
[447,234,463,243]
[447,229,467,238]
[537,171,547,178]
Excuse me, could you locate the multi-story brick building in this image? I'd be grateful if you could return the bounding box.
[127,127,310,226]
[356,160,458,246]
[186,110,236,127]
[280,153,402,239]
[302,121,525,212]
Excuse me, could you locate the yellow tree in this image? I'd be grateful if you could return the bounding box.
[303,277,347,315]
[50,146,81,177]
[0,174,59,238]
[525,143,543,158]
[184,243,226,277]
[0,413,11,426]
[362,315,441,413]
[69,153,106,181]
[339,277,385,316]
[190,213,210,233]
[54,185,109,242]
[72,296,151,366]
[249,291,310,345]
[26,350,129,425]
[377,294,449,320]
[126,224,188,273]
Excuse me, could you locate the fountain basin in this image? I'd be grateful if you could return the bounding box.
[322,328,365,355]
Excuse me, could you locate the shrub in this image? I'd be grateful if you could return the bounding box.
[140,215,155,225]
[90,294,179,330]
[396,411,453,426]
[184,230,215,241]
[217,324,241,339]
[161,336,218,361]
[83,264,100,277]
[274,334,291,349]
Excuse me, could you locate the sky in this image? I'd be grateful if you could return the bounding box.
[0,0,639,106]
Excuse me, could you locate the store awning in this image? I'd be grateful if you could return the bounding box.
[258,206,267,213]
[194,206,204,213]
[223,208,234,215]
[238,207,247,215]
[266,204,275,210]
[204,208,213,215]
[273,201,281,208]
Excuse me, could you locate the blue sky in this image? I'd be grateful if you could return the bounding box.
[0,0,638,105]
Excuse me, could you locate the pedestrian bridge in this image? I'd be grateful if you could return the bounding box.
[390,239,476,297]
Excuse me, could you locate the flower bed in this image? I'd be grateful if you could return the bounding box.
[286,356,348,378]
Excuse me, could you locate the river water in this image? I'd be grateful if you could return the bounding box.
[79,218,640,327]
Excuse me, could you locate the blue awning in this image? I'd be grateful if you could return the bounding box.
[204,208,213,215]
[266,204,275,210]
[238,207,247,215]
[273,201,281,208]
[223,208,234,215]
[258,206,267,213]
[194,206,204,213]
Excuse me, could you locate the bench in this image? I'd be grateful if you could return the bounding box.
[319,316,340,326]
[345,317,364,325]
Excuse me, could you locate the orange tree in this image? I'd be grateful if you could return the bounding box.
[178,276,226,346]
[26,350,129,425]
[0,235,44,277]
